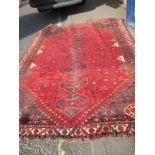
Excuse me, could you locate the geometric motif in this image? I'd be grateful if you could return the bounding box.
[20,18,135,138]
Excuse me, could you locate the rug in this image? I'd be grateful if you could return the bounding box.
[20,18,135,138]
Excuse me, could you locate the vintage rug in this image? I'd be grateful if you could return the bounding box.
[20,18,135,138]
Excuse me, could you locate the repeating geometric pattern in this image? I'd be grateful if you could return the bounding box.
[20,18,135,138]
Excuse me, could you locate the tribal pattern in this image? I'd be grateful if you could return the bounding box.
[20,18,135,138]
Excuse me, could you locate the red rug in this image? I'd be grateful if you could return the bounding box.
[20,18,135,138]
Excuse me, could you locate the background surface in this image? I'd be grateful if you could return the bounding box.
[19,1,134,154]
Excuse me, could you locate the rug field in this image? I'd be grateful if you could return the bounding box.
[20,18,135,138]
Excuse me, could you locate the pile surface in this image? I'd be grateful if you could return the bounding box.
[20,18,135,138]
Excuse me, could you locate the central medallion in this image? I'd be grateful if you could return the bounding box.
[56,76,88,116]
